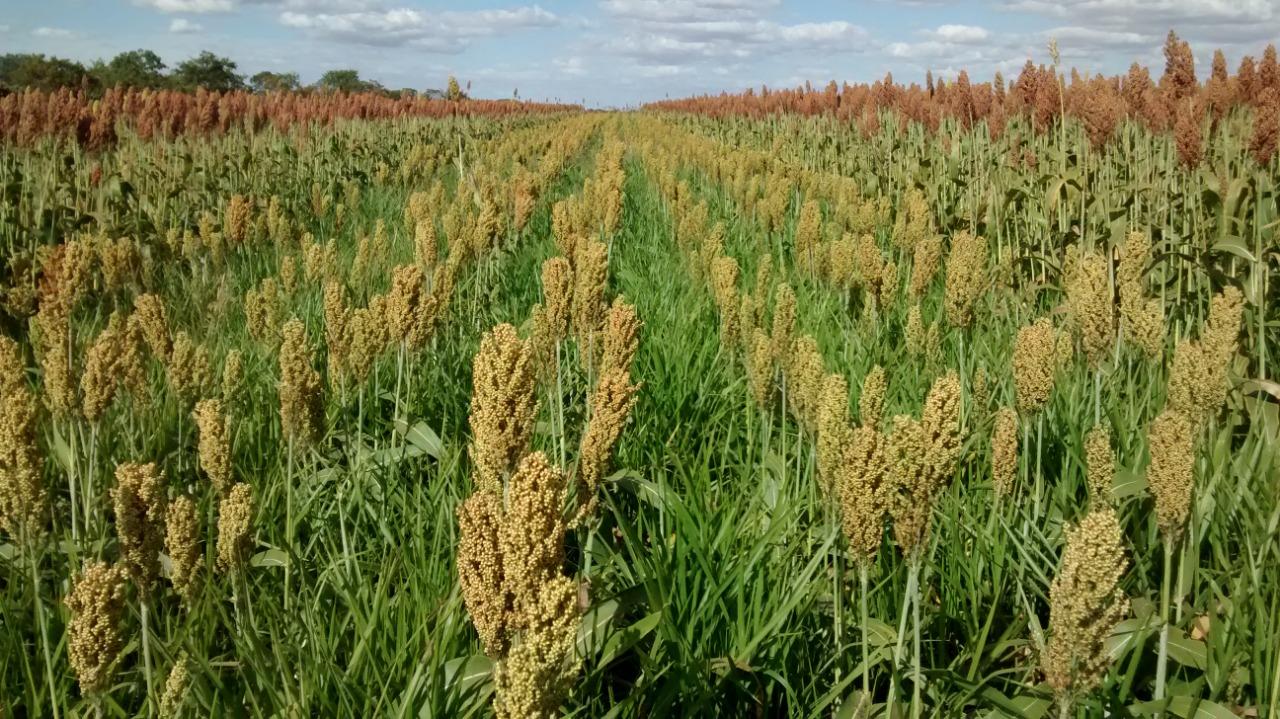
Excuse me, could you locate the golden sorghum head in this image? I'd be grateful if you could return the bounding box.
[571,239,609,343]
[165,495,202,604]
[215,482,254,574]
[279,254,299,296]
[576,368,640,520]
[167,332,213,410]
[786,335,825,432]
[1167,286,1242,427]
[1146,409,1194,544]
[111,462,166,591]
[97,236,140,293]
[221,349,244,404]
[160,653,192,718]
[469,324,537,495]
[223,194,252,248]
[827,234,857,290]
[855,234,883,298]
[1118,231,1151,290]
[81,318,123,423]
[493,574,579,719]
[971,366,990,418]
[905,304,927,358]
[1042,507,1129,704]
[991,407,1019,500]
[303,237,338,283]
[1063,246,1115,367]
[746,328,774,408]
[710,256,740,345]
[816,373,851,496]
[753,255,773,316]
[1013,318,1061,414]
[132,293,171,361]
[194,399,233,495]
[65,561,129,696]
[323,280,351,385]
[492,453,581,719]
[840,425,888,563]
[922,372,964,483]
[1198,286,1244,414]
[886,415,929,556]
[386,264,426,347]
[880,261,899,307]
[500,452,569,620]
[909,235,942,299]
[859,365,887,429]
[551,201,573,255]
[278,318,323,447]
[738,292,757,339]
[0,337,47,539]
[415,220,439,271]
[893,187,932,251]
[1123,297,1165,359]
[457,489,510,656]
[795,199,823,275]
[540,257,573,344]
[770,282,796,365]
[116,312,149,400]
[1084,424,1114,504]
[244,277,284,346]
[889,372,963,557]
[599,298,642,378]
[944,231,988,328]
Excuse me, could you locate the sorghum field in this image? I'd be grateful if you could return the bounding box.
[2,35,1279,719]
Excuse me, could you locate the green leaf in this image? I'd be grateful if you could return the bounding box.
[1164,630,1208,670]
[599,610,661,666]
[1105,617,1151,661]
[1112,468,1147,500]
[1129,697,1238,719]
[577,599,620,657]
[250,548,288,568]
[403,422,444,458]
[441,654,492,696]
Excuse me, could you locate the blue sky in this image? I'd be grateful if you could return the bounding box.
[3,0,1278,107]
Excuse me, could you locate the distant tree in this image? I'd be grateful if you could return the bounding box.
[0,53,92,92]
[94,49,167,89]
[421,88,446,100]
[318,68,366,93]
[173,51,245,92]
[446,75,465,101]
[250,70,301,93]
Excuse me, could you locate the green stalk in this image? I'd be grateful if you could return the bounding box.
[1155,536,1173,713]
[141,598,155,712]
[911,560,923,719]
[30,538,61,719]
[860,562,871,708]
[284,436,295,613]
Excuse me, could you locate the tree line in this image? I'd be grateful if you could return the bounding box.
[0,49,465,100]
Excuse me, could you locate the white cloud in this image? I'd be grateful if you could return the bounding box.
[280,4,558,49]
[598,0,867,67]
[555,56,588,76]
[927,24,989,43]
[32,26,76,38]
[169,18,204,33]
[135,0,235,12]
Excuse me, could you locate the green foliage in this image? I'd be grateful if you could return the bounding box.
[172,51,245,92]
[0,53,92,92]
[93,49,167,89]
[250,70,301,94]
